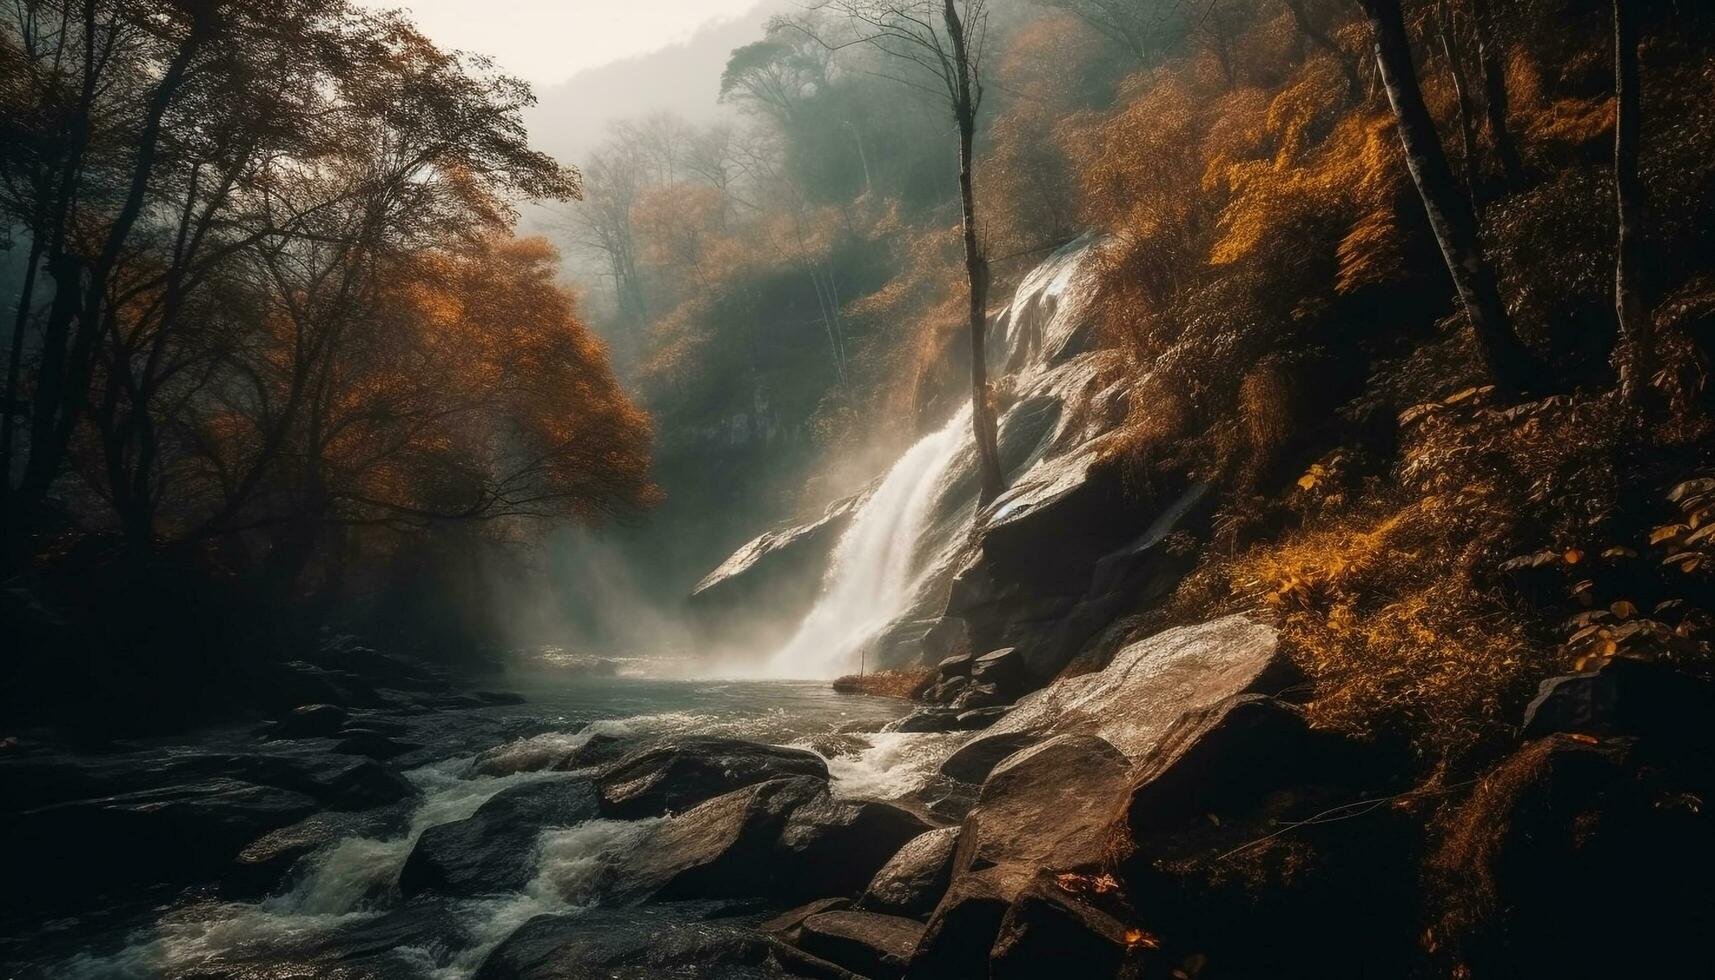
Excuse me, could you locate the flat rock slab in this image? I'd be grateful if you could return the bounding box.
[970,615,1287,764]
[595,737,829,819]
[798,911,927,980]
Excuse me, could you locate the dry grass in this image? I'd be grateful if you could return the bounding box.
[831,668,936,700]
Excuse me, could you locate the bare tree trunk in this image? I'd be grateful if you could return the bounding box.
[1612,0,1650,404]
[1361,0,1536,393]
[1436,0,1481,193]
[1,232,45,489]
[945,0,1003,506]
[1469,0,1524,187]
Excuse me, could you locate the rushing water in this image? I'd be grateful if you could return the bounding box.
[763,238,1103,680]
[26,673,962,980]
[765,407,972,678]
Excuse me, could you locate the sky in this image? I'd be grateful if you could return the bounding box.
[354,0,764,87]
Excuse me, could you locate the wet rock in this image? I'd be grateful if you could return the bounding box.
[594,737,829,819]
[616,776,826,901]
[946,460,1210,684]
[473,903,843,980]
[861,826,960,917]
[971,615,1291,764]
[949,683,1008,712]
[885,709,964,734]
[558,732,637,770]
[936,653,974,679]
[906,875,1010,979]
[797,911,926,980]
[970,647,1025,695]
[306,759,415,810]
[399,777,599,898]
[333,732,421,760]
[228,803,411,897]
[688,490,872,654]
[990,874,1130,979]
[4,777,320,916]
[1105,695,1417,977]
[952,707,1008,731]
[938,732,1043,785]
[958,735,1130,898]
[269,703,350,739]
[773,791,936,901]
[762,897,854,938]
[923,675,968,705]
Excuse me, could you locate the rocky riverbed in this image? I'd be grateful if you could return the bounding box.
[7,617,1715,978]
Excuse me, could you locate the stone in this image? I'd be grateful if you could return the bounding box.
[936,653,974,679]
[762,897,854,937]
[333,732,420,760]
[957,734,1130,899]
[399,777,599,897]
[938,732,1043,785]
[797,911,926,980]
[970,615,1291,764]
[614,777,825,901]
[990,874,1130,979]
[1521,657,1715,746]
[594,737,828,819]
[949,683,1007,712]
[951,707,1008,731]
[773,791,937,901]
[885,709,964,734]
[269,703,349,739]
[970,647,1025,694]
[861,826,960,917]
[906,875,1010,979]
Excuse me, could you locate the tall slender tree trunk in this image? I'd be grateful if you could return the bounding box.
[944,0,1003,506]
[1612,0,1649,404]
[1,232,45,490]
[1436,0,1481,193]
[1469,0,1524,187]
[1360,0,1536,393]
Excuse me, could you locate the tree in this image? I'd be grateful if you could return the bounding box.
[1358,0,1536,392]
[1611,0,1650,405]
[785,0,1007,505]
[1468,0,1524,187]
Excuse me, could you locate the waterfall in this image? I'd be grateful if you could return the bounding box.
[765,237,1100,679]
[765,406,971,677]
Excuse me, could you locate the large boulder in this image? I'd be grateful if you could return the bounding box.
[944,461,1212,684]
[938,732,1043,785]
[773,792,937,902]
[963,615,1293,766]
[399,777,599,897]
[1432,733,1715,977]
[796,911,926,980]
[1103,695,1417,976]
[613,777,827,902]
[594,737,829,819]
[955,735,1131,899]
[473,904,857,980]
[688,490,871,653]
[268,703,349,739]
[861,826,960,917]
[469,730,589,777]
[907,735,1131,978]
[989,873,1132,979]
[4,777,320,916]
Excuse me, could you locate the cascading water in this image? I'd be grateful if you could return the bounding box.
[765,406,972,677]
[765,238,1101,679]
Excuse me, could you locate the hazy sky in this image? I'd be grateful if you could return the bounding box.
[355,0,764,86]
